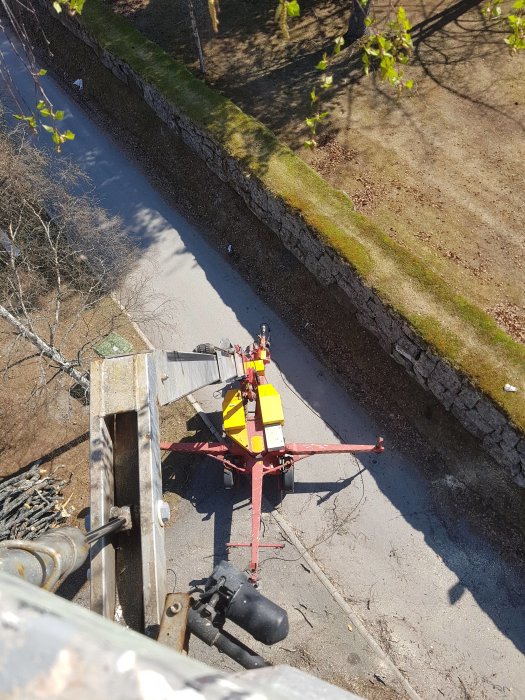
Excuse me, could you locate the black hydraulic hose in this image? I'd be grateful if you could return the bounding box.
[86,517,125,545]
[214,628,270,669]
[188,607,270,669]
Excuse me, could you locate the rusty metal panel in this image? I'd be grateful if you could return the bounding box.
[138,353,166,637]
[234,351,245,378]
[89,354,166,636]
[89,363,116,620]
[155,350,221,406]
[91,354,140,416]
[216,349,242,383]
[157,593,190,652]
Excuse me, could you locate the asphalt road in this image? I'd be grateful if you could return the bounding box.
[2,29,524,700]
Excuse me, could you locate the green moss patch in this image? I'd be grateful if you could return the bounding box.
[75,0,524,431]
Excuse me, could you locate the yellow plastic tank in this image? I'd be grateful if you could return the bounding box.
[222,389,249,449]
[257,384,285,425]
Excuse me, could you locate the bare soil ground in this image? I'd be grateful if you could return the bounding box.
[0,298,198,529]
[111,0,525,343]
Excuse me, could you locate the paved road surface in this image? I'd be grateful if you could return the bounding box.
[1,30,524,700]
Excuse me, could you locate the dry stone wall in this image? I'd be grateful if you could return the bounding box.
[47,8,525,486]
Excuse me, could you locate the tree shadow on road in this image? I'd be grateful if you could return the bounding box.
[160,235,525,660]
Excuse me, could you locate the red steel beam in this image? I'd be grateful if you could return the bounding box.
[249,460,264,579]
[228,543,285,549]
[160,442,229,455]
[284,439,384,455]
[161,437,383,579]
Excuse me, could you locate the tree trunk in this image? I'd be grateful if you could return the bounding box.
[345,0,371,42]
[187,0,206,74]
[0,304,90,392]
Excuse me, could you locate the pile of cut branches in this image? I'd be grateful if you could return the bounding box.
[0,462,71,540]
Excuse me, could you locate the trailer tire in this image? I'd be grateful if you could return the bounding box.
[282,465,294,494]
[194,343,215,355]
[224,468,235,489]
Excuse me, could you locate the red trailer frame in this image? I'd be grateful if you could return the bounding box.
[161,326,384,581]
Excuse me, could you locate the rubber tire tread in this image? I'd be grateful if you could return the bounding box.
[282,466,294,494]
[224,468,234,489]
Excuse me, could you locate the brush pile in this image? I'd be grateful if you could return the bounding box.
[0,462,70,541]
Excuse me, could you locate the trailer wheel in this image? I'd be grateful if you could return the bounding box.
[282,465,294,494]
[194,343,215,355]
[224,468,235,489]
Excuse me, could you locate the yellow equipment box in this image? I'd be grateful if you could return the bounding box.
[257,384,285,426]
[244,360,265,375]
[222,389,249,449]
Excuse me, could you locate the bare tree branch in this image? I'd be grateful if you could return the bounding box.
[0,302,90,389]
[0,128,146,396]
